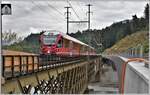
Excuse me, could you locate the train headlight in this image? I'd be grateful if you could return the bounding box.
[47,51,50,53]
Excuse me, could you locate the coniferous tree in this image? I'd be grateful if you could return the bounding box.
[144,3,149,20]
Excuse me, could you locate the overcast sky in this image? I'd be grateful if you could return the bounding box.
[2,0,148,37]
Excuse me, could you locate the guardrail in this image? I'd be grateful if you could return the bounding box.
[118,44,148,59]
[104,55,149,94]
[2,55,39,79]
[2,54,98,79]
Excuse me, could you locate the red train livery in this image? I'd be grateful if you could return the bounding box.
[39,30,96,56]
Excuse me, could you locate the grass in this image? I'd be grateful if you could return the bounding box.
[104,31,149,54]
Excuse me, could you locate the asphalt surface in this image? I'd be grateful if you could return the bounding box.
[88,63,119,94]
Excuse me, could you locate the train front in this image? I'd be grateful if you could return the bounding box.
[40,30,60,54]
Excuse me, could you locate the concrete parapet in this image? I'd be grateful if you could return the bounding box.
[106,55,149,94]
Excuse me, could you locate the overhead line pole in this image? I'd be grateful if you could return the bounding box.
[86,4,92,83]
[87,4,92,30]
[0,2,2,80]
[64,6,71,35]
[64,4,92,35]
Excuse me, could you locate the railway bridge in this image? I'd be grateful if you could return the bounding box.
[1,50,149,94]
[1,50,102,94]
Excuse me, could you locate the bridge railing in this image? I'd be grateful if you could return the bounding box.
[2,55,39,79]
[102,44,149,69]
[117,44,148,59]
[2,54,90,79]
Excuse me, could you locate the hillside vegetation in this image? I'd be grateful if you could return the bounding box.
[104,31,149,54]
[3,34,40,53]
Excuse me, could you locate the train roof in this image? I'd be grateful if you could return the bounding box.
[42,30,95,50]
[60,32,95,50]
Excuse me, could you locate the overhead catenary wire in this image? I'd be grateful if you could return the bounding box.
[47,2,65,19]
[76,1,86,20]
[30,1,65,31]
[11,2,65,27]
[66,0,81,21]
[31,0,64,23]
[46,2,74,21]
[51,0,74,21]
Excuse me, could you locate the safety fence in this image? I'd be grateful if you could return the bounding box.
[118,44,148,59]
[2,54,94,79]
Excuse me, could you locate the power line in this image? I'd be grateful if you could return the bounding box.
[76,1,86,20]
[46,2,74,21]
[51,0,74,21]
[66,0,81,20]
[31,1,64,23]
[47,2,65,18]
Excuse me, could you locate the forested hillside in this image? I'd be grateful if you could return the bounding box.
[3,33,40,53]
[69,4,149,53]
[104,31,149,54]
[3,4,149,54]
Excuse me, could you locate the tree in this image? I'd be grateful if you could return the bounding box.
[2,31,22,46]
[132,15,138,21]
[144,3,149,20]
[131,14,140,32]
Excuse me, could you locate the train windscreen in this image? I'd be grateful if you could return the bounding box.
[43,35,57,45]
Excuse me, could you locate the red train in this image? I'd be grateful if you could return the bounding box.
[39,30,96,56]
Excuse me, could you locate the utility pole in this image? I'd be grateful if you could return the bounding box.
[87,4,92,30]
[86,4,92,56]
[0,3,3,78]
[0,3,2,82]
[64,6,71,35]
[86,4,92,83]
[1,3,12,78]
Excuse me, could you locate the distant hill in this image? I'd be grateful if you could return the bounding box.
[104,31,149,54]
[3,33,40,54]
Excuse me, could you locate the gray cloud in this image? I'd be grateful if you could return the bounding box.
[2,0,148,37]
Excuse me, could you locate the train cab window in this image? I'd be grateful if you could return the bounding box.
[57,40,62,48]
[43,35,57,45]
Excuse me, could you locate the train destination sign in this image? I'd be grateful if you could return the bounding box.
[1,4,11,15]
